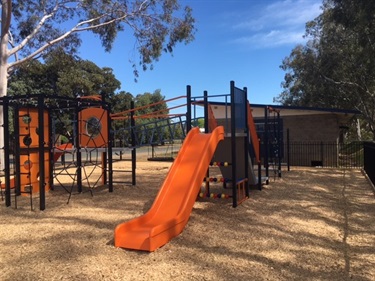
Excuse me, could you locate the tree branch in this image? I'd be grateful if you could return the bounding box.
[8,3,58,57]
[322,74,374,97]
[8,11,130,70]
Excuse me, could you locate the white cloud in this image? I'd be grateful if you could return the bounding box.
[230,0,322,48]
[233,30,307,48]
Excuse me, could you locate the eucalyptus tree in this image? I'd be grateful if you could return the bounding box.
[276,0,375,139]
[0,0,195,168]
[8,49,121,97]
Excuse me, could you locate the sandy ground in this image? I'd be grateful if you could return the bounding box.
[0,161,374,281]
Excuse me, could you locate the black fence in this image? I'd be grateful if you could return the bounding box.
[363,142,375,185]
[283,141,363,169]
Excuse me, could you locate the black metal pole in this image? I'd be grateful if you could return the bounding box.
[204,91,208,133]
[243,87,249,198]
[131,101,136,186]
[203,90,210,194]
[230,81,237,207]
[38,95,46,210]
[14,105,21,197]
[277,111,282,177]
[286,128,290,171]
[75,102,82,193]
[258,138,262,190]
[107,102,113,192]
[48,109,54,190]
[3,97,11,206]
[264,107,269,185]
[186,85,191,133]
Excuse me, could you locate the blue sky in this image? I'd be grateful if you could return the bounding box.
[79,0,322,109]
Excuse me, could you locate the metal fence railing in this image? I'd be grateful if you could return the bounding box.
[363,142,375,185]
[283,141,363,169]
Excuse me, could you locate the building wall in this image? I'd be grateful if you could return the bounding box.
[212,104,352,167]
[283,114,341,143]
[282,114,341,167]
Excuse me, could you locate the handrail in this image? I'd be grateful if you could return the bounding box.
[110,95,186,117]
[134,113,185,119]
[133,103,187,119]
[79,95,102,101]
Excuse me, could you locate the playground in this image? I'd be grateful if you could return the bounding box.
[0,81,374,279]
[0,159,374,280]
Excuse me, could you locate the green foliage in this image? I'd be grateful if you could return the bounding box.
[111,91,133,113]
[8,49,121,98]
[110,89,175,146]
[276,0,375,140]
[7,48,175,146]
[191,117,204,128]
[134,89,168,116]
[8,0,195,78]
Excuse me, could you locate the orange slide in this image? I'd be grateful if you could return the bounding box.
[53,143,73,162]
[114,126,225,251]
[0,177,15,190]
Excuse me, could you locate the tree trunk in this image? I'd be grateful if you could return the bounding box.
[356,117,362,141]
[0,0,10,171]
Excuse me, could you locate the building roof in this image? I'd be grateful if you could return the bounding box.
[249,104,361,117]
[205,101,361,118]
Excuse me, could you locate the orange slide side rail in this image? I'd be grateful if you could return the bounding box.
[114,126,225,251]
[208,104,218,132]
[247,102,260,164]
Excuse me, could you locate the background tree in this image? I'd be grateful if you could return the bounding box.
[8,49,121,97]
[8,50,123,142]
[134,89,167,114]
[0,0,195,168]
[133,89,170,144]
[112,90,134,114]
[8,53,173,145]
[276,0,375,140]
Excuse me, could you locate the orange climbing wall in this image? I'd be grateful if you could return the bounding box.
[19,108,50,194]
[79,107,108,148]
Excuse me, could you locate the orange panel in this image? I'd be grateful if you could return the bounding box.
[19,108,49,148]
[79,108,108,148]
[18,108,50,194]
[20,151,50,194]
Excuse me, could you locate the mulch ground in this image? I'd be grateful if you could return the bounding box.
[0,162,374,281]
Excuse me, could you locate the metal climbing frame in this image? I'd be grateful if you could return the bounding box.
[0,94,112,210]
[264,106,282,183]
[186,81,252,207]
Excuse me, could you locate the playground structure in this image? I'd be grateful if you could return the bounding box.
[0,93,190,210]
[114,81,265,251]
[263,106,282,183]
[0,94,113,210]
[0,80,277,251]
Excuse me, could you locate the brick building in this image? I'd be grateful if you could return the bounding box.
[209,103,360,167]
[250,104,360,166]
